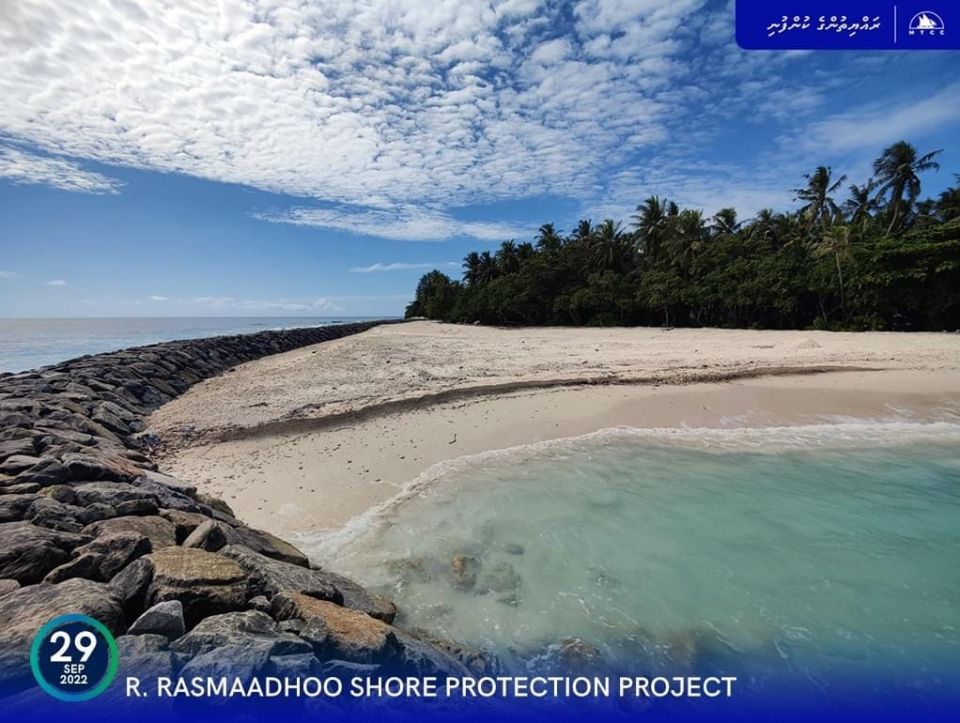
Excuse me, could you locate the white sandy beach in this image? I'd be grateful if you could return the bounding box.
[150,322,960,534]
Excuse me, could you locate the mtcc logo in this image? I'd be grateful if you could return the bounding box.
[908,11,946,36]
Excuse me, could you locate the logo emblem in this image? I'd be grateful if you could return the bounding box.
[909,11,946,36]
[30,614,119,702]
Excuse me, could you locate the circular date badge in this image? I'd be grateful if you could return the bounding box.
[30,613,119,702]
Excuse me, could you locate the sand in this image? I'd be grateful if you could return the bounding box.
[149,322,960,535]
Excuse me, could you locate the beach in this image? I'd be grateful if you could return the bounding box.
[149,321,960,534]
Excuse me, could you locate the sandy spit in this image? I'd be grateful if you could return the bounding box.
[149,321,960,535]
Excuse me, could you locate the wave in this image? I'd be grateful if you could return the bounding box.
[294,418,960,559]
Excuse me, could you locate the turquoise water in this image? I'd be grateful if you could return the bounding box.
[0,317,392,372]
[311,424,960,689]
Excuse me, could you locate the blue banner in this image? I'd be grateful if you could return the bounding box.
[736,1,958,49]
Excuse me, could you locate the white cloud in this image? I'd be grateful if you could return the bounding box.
[0,270,17,280]
[256,205,531,242]
[0,0,699,227]
[795,83,960,154]
[191,296,343,313]
[45,279,67,287]
[148,295,168,301]
[350,262,456,273]
[0,145,123,194]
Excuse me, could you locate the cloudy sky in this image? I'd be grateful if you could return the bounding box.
[1,0,958,317]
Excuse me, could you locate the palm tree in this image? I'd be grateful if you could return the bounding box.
[748,209,778,242]
[710,208,739,236]
[669,210,707,272]
[842,180,879,231]
[535,223,563,252]
[812,225,854,320]
[872,141,941,234]
[517,241,536,261]
[936,174,960,222]
[591,219,629,271]
[462,251,481,285]
[476,250,498,285]
[496,241,520,274]
[632,196,677,262]
[793,166,846,231]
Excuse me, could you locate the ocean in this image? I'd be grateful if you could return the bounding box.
[0,317,393,373]
[305,422,960,699]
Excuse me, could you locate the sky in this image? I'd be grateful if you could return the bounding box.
[1,0,958,318]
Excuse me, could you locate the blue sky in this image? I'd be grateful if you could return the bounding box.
[1,0,958,318]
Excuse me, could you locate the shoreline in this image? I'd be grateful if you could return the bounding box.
[150,322,960,536]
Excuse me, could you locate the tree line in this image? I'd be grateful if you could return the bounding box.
[406,141,960,331]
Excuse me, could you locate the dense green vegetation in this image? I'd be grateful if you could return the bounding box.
[406,141,960,331]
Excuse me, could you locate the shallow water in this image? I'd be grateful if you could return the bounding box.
[305,423,960,691]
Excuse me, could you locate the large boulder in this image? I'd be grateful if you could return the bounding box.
[221,545,396,622]
[116,634,179,682]
[0,578,124,692]
[0,521,91,583]
[44,532,152,583]
[145,547,250,626]
[0,437,37,462]
[82,515,177,549]
[270,593,390,663]
[159,509,215,543]
[170,610,310,657]
[183,522,310,567]
[127,600,185,639]
[13,458,70,487]
[0,494,38,523]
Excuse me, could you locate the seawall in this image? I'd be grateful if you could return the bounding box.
[0,320,478,703]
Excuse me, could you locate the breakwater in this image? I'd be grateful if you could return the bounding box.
[0,320,476,703]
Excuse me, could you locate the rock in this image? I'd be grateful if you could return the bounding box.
[0,455,42,475]
[0,521,91,583]
[159,509,214,542]
[25,497,86,532]
[116,634,178,681]
[0,437,37,462]
[14,458,70,486]
[183,519,231,551]
[407,630,497,676]
[61,452,140,481]
[221,544,396,622]
[146,547,249,626]
[450,554,479,590]
[178,642,273,681]
[127,600,186,639]
[248,594,272,613]
[82,515,177,549]
[171,610,311,657]
[228,526,310,567]
[554,637,605,673]
[140,469,197,497]
[0,482,41,495]
[321,659,382,680]
[115,498,160,517]
[271,593,390,663]
[109,557,155,619]
[387,628,475,678]
[44,532,152,583]
[0,494,38,523]
[0,578,124,692]
[268,653,319,677]
[117,633,169,655]
[195,493,235,517]
[0,579,19,598]
[71,481,158,508]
